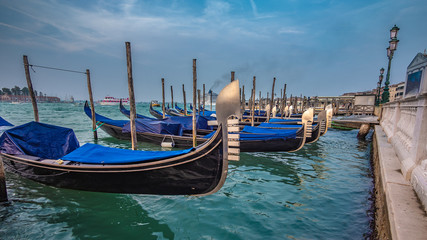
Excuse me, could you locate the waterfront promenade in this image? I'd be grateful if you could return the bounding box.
[374,91,427,238]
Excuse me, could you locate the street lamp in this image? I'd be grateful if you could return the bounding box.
[376,68,384,105]
[382,25,400,103]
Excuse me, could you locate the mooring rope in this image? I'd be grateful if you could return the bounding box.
[27,64,86,74]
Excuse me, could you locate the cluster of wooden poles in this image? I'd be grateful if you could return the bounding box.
[20,42,211,151]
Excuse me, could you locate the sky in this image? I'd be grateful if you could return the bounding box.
[1,0,426,102]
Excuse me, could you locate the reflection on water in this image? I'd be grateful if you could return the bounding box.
[0,103,374,239]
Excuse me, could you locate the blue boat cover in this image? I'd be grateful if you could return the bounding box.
[167,116,213,131]
[122,118,184,136]
[269,118,318,123]
[121,104,212,131]
[62,143,194,164]
[0,116,13,127]
[84,103,128,127]
[239,126,298,140]
[189,104,216,117]
[0,122,80,159]
[259,122,317,129]
[203,127,298,140]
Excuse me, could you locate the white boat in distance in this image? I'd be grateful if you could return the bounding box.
[99,96,129,105]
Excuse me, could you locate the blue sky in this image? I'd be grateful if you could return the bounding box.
[1,0,426,101]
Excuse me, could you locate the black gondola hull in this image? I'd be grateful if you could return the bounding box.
[1,129,224,195]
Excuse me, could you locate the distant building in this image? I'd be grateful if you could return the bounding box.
[389,82,405,102]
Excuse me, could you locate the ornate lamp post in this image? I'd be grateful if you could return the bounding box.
[382,25,400,103]
[376,68,385,106]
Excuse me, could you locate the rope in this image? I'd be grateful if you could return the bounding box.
[26,64,86,74]
[93,121,104,132]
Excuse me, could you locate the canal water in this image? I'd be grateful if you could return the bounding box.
[0,102,374,239]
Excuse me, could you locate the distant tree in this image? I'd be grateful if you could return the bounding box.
[11,86,21,95]
[34,90,38,96]
[0,89,3,95]
[21,87,29,96]
[2,87,11,95]
[39,91,43,97]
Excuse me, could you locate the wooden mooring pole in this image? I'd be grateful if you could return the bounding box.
[281,84,286,119]
[125,42,137,150]
[210,88,213,111]
[197,89,201,115]
[23,55,39,122]
[182,84,187,115]
[203,84,205,116]
[231,71,235,82]
[86,69,98,140]
[192,59,197,147]
[162,78,166,119]
[267,77,276,122]
[251,76,256,126]
[170,85,174,109]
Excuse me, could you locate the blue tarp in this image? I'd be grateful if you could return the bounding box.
[239,126,298,140]
[0,116,13,127]
[189,104,216,117]
[259,122,317,129]
[62,143,194,164]
[84,103,129,127]
[0,121,80,159]
[269,118,318,123]
[167,116,213,131]
[121,104,212,131]
[123,118,184,136]
[203,127,299,140]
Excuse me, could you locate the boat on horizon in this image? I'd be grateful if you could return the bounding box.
[99,96,129,105]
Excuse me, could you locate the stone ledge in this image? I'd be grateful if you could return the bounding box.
[374,125,427,240]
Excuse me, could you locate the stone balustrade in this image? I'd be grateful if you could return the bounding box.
[380,95,427,212]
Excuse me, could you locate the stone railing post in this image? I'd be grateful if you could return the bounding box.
[410,96,427,212]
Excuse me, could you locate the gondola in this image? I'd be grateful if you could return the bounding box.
[119,101,214,136]
[149,102,170,119]
[165,104,186,116]
[0,80,242,195]
[174,103,192,115]
[0,116,13,127]
[238,108,313,152]
[94,101,311,152]
[255,110,327,144]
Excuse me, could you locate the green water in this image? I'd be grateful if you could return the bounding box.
[0,103,374,239]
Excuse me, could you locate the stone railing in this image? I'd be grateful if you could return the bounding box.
[380,95,427,212]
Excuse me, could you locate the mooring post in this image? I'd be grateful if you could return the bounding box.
[242,85,245,113]
[85,69,98,140]
[357,124,371,139]
[0,158,7,202]
[125,42,137,150]
[267,77,276,122]
[161,78,166,119]
[281,84,287,119]
[203,84,205,116]
[192,59,197,147]
[210,88,213,111]
[231,71,235,82]
[197,89,201,116]
[170,85,174,109]
[23,55,39,122]
[182,84,187,115]
[251,76,256,126]
[259,91,261,115]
